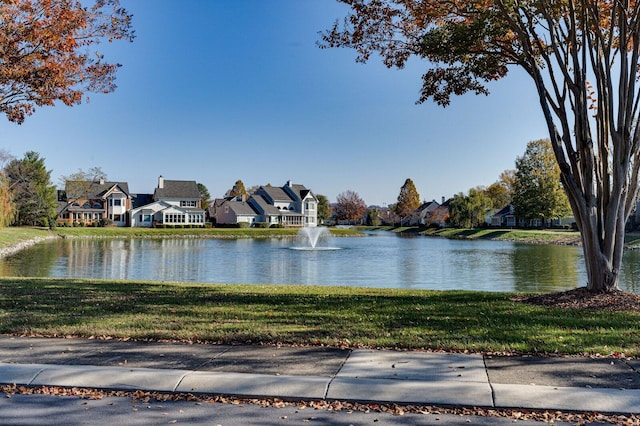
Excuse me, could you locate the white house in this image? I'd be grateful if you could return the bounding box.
[215,181,318,227]
[129,176,205,227]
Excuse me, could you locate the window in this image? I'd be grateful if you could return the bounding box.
[306,202,315,210]
[113,199,122,206]
[113,214,121,221]
[142,214,152,222]
[180,200,196,207]
[165,214,185,223]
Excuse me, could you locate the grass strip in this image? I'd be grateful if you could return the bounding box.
[0,277,637,356]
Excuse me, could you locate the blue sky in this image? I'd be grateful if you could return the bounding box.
[1,0,549,207]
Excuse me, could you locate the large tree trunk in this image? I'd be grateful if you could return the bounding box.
[579,219,623,292]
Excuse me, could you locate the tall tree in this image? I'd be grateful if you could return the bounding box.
[197,183,211,210]
[512,139,571,226]
[395,178,421,220]
[322,0,640,292]
[5,151,56,226]
[0,174,15,227]
[226,180,248,199]
[0,0,134,124]
[316,194,331,224]
[0,150,15,227]
[484,182,512,209]
[334,190,367,224]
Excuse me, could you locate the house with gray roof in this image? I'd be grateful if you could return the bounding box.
[129,176,205,227]
[215,181,318,227]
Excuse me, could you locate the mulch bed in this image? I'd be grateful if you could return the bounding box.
[513,287,640,312]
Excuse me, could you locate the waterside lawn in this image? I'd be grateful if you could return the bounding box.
[1,226,639,357]
[0,277,638,357]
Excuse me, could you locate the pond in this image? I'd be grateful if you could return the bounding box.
[3,231,640,293]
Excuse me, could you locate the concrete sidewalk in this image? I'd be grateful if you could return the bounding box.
[0,336,639,414]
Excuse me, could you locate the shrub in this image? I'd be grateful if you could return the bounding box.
[238,222,250,228]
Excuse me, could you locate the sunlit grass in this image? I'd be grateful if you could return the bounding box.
[0,277,637,356]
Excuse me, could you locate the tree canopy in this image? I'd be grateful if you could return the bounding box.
[512,139,571,224]
[334,190,367,224]
[5,151,56,226]
[316,194,331,224]
[395,178,421,218]
[197,183,211,210]
[322,0,640,291]
[0,0,134,124]
[448,187,491,228]
[226,180,248,200]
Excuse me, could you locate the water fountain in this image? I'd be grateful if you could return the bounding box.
[293,227,338,250]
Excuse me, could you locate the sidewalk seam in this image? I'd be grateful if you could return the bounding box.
[482,355,497,408]
[171,372,191,393]
[324,349,353,400]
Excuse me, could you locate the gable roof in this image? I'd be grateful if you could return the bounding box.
[249,194,282,215]
[416,201,439,213]
[286,183,316,202]
[154,179,200,200]
[493,204,515,217]
[257,186,294,203]
[65,180,130,199]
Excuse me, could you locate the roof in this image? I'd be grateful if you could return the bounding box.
[493,205,515,217]
[249,195,282,215]
[154,180,200,200]
[65,181,130,199]
[226,200,258,216]
[287,183,315,201]
[257,186,294,203]
[417,201,439,213]
[131,193,153,209]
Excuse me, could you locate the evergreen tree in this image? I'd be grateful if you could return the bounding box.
[395,178,421,219]
[5,151,56,226]
[512,139,571,226]
[197,183,211,210]
[316,194,330,224]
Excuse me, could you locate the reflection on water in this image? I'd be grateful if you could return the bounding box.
[2,232,639,293]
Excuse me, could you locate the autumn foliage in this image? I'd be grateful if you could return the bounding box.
[0,0,134,124]
[323,1,640,292]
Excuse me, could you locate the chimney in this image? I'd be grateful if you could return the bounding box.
[442,196,445,204]
[286,180,292,187]
[99,177,105,185]
[158,176,164,189]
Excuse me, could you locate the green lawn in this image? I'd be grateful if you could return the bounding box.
[1,226,638,356]
[53,226,360,238]
[0,277,637,356]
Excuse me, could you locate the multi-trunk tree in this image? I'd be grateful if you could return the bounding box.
[0,0,134,124]
[322,0,640,292]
